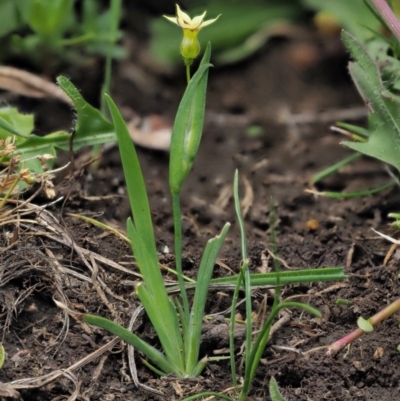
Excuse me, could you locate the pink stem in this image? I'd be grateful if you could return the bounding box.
[370,0,400,42]
[327,297,400,355]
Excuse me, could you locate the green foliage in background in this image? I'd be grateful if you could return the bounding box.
[149,0,385,68]
[300,0,379,41]
[0,77,116,177]
[0,0,125,64]
[150,0,303,66]
[309,1,400,201]
[340,31,400,173]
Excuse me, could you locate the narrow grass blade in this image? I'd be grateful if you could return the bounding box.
[311,181,395,198]
[135,281,184,376]
[269,377,287,401]
[67,212,130,242]
[105,95,185,372]
[186,222,231,375]
[312,153,362,184]
[248,301,321,386]
[82,314,174,375]
[240,195,283,401]
[269,197,282,318]
[141,359,171,376]
[211,267,346,287]
[16,130,115,155]
[229,267,244,389]
[278,301,321,317]
[128,221,185,372]
[232,170,252,385]
[336,122,369,138]
[181,392,234,401]
[105,95,158,278]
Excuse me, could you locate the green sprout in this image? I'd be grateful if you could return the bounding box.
[389,212,400,229]
[335,298,352,306]
[327,297,400,355]
[357,316,374,333]
[228,183,322,401]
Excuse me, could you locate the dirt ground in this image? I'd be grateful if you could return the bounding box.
[1,10,400,401]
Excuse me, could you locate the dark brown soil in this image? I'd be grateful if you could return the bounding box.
[1,12,400,401]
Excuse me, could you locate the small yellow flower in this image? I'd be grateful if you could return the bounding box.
[164,4,220,61]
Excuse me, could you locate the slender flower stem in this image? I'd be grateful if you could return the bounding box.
[186,63,191,83]
[327,297,400,355]
[171,192,190,322]
[371,0,400,42]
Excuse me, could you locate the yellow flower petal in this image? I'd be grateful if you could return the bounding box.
[176,4,192,27]
[163,15,178,25]
[198,15,220,28]
[163,4,220,61]
[190,12,207,29]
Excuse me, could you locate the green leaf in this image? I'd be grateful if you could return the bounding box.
[7,77,117,169]
[186,222,230,375]
[269,377,287,401]
[336,122,370,138]
[0,107,33,141]
[210,267,346,287]
[80,0,125,59]
[247,301,321,388]
[0,77,118,175]
[169,43,212,193]
[104,95,157,261]
[233,169,253,398]
[0,0,21,37]
[21,0,74,38]
[181,392,234,401]
[135,281,184,375]
[312,153,362,184]
[82,314,174,375]
[335,298,352,306]
[341,31,400,173]
[106,94,185,373]
[57,76,114,140]
[314,181,396,199]
[0,345,5,369]
[357,316,374,332]
[0,107,49,174]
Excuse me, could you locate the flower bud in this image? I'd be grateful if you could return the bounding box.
[164,4,220,63]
